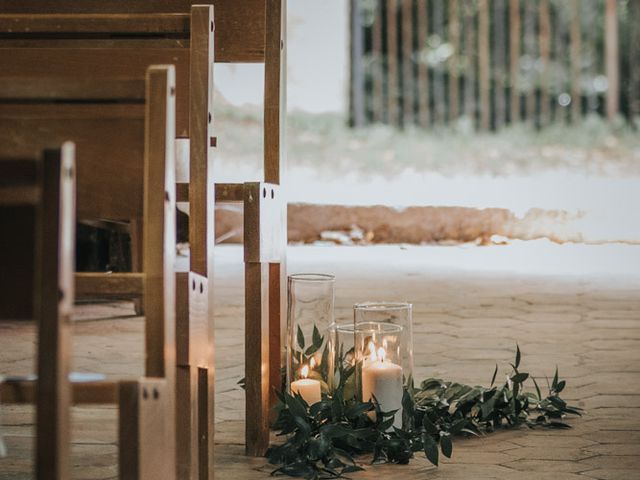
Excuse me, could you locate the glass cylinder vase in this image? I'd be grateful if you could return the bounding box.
[353,302,414,386]
[350,302,413,430]
[286,273,335,404]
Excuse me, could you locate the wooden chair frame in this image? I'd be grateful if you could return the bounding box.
[0,143,75,480]
[0,0,287,460]
[0,4,216,477]
[0,66,178,480]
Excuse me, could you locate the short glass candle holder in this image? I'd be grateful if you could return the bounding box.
[286,273,335,403]
[353,302,414,387]
[354,322,406,429]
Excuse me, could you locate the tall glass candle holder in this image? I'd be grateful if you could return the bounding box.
[286,273,335,403]
[354,322,406,429]
[353,302,414,387]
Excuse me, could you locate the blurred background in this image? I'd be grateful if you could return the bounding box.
[209,0,639,248]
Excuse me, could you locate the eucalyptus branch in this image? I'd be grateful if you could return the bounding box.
[266,346,582,479]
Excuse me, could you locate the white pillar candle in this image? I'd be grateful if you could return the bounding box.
[362,346,403,429]
[290,364,321,405]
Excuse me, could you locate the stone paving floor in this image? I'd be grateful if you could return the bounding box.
[2,242,640,479]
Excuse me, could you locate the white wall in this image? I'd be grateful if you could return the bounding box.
[214,0,349,113]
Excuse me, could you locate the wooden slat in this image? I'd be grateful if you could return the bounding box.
[1,379,118,404]
[0,104,144,220]
[177,182,245,203]
[268,261,285,421]
[372,0,383,123]
[538,0,551,126]
[0,48,189,133]
[401,0,413,126]
[75,273,144,298]
[629,0,640,119]
[463,0,476,122]
[119,379,173,480]
[569,0,582,122]
[478,0,490,130]
[350,0,365,127]
[524,0,536,123]
[197,367,209,479]
[264,0,286,184]
[244,262,270,457]
[605,0,619,121]
[212,0,266,63]
[215,182,244,202]
[143,65,176,382]
[243,183,285,264]
[0,13,189,34]
[493,0,507,129]
[509,0,521,123]
[188,5,214,278]
[433,0,445,124]
[0,185,40,205]
[0,0,266,62]
[386,0,398,126]
[37,145,73,480]
[175,273,209,368]
[417,0,429,127]
[448,0,460,121]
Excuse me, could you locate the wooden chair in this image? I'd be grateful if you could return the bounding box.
[0,66,178,480]
[0,143,75,479]
[0,0,287,459]
[0,4,216,476]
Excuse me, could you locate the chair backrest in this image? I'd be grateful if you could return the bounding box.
[0,1,259,223]
[0,142,76,479]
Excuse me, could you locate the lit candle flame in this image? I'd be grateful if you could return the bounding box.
[367,342,387,363]
[310,357,316,369]
[301,364,309,378]
[368,341,377,361]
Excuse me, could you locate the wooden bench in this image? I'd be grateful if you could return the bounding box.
[0,143,76,479]
[0,66,179,480]
[0,0,287,459]
[0,3,218,475]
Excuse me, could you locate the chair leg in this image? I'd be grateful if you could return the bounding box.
[268,262,285,416]
[119,379,173,480]
[130,218,144,315]
[245,262,270,456]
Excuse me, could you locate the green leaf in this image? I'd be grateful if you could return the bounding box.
[511,372,529,384]
[305,343,320,357]
[312,324,323,349]
[515,344,521,369]
[296,325,305,350]
[440,433,453,458]
[490,364,498,387]
[555,380,566,393]
[448,418,467,435]
[422,415,438,434]
[532,376,542,401]
[552,367,559,390]
[422,433,439,466]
